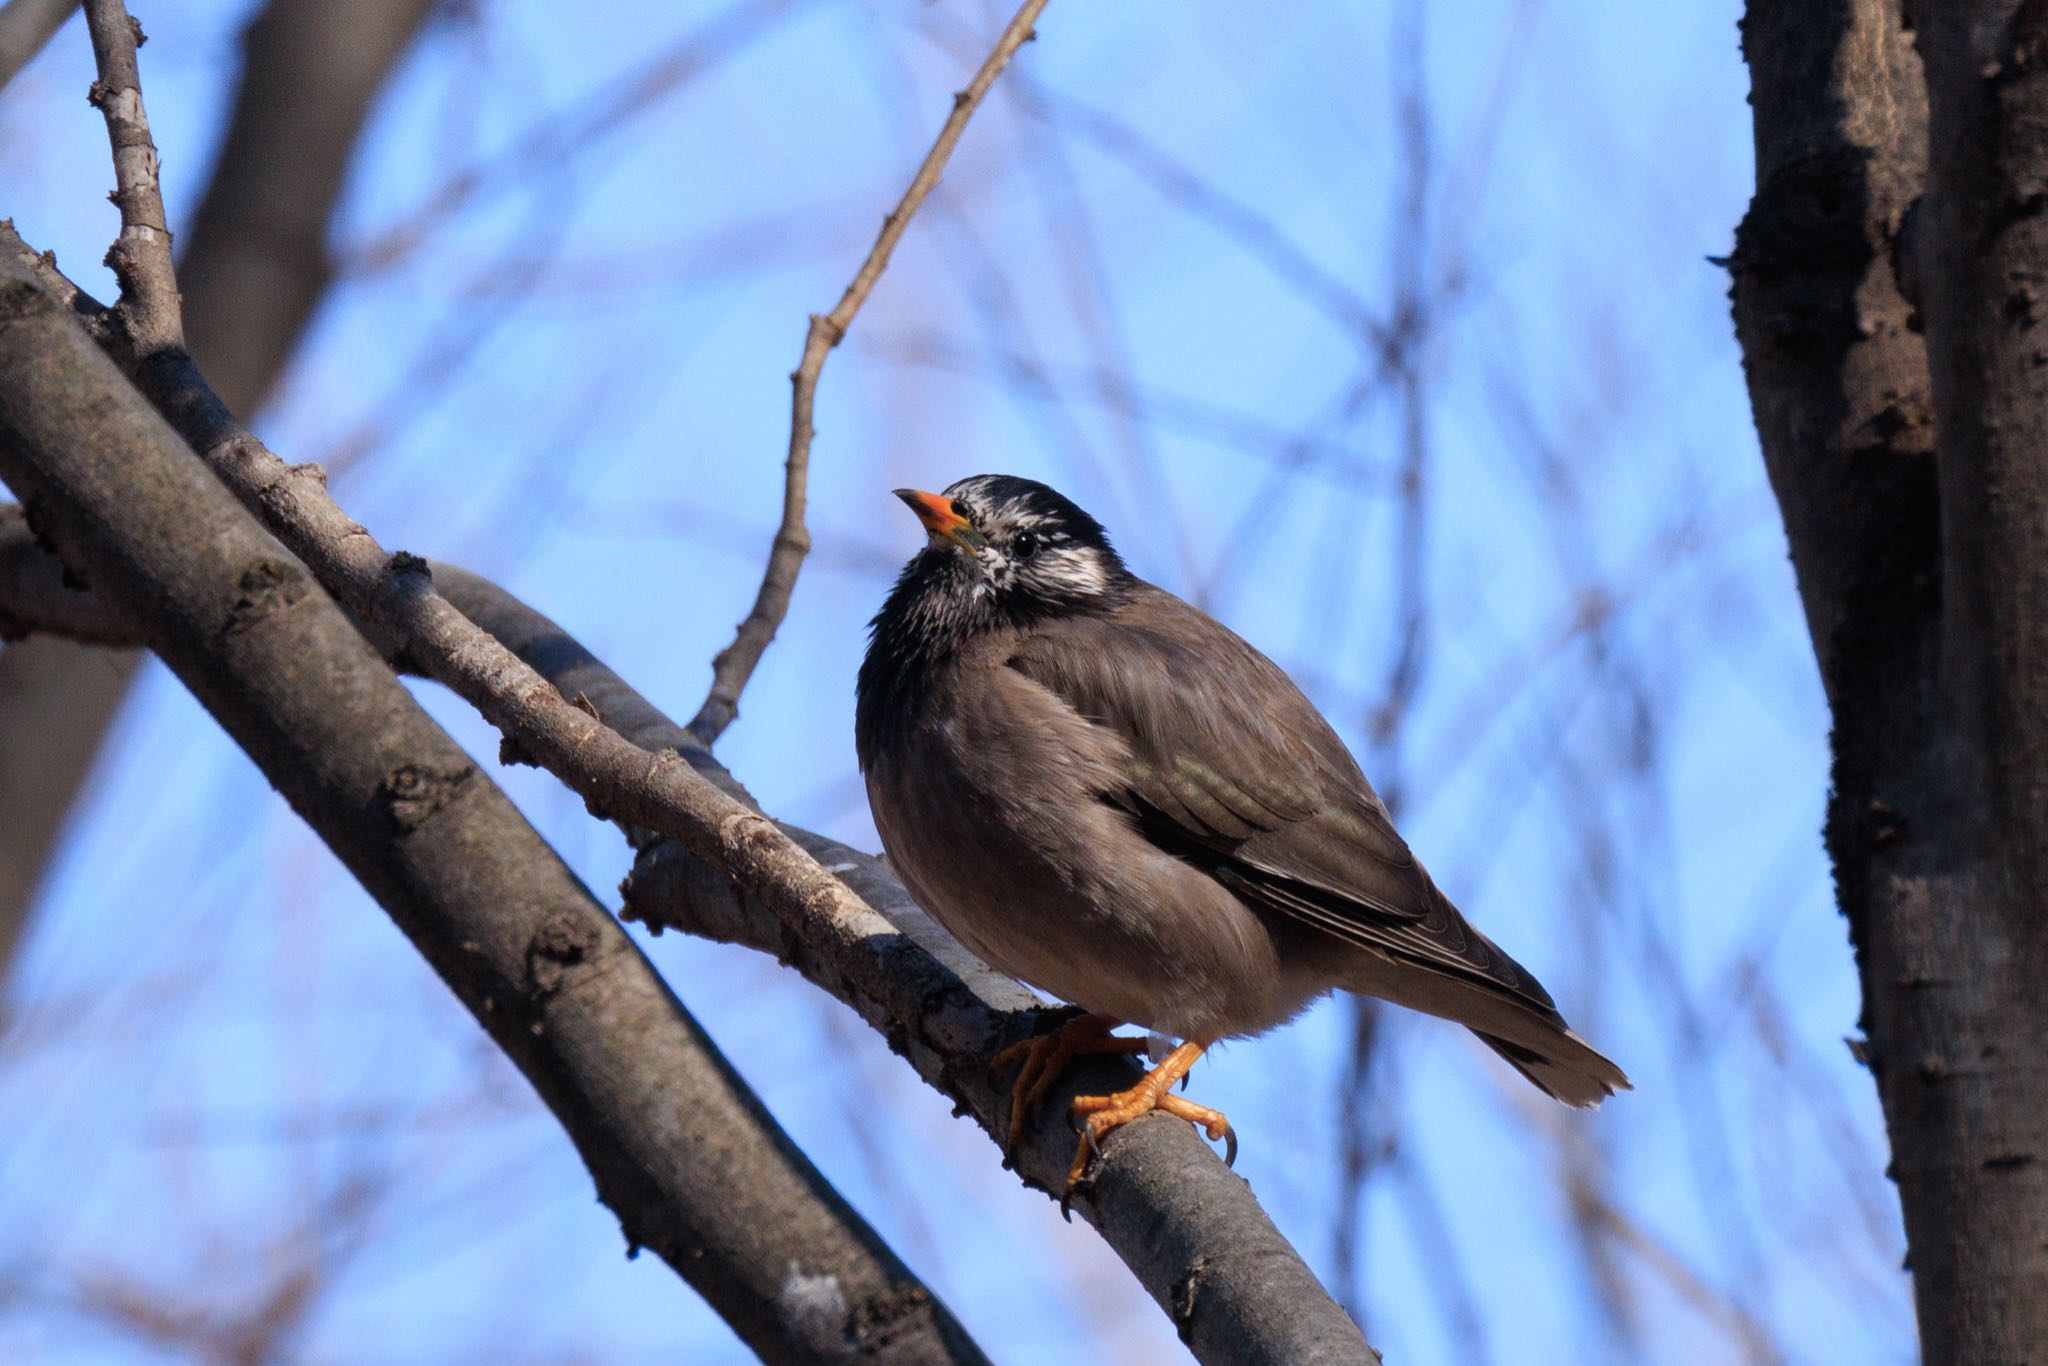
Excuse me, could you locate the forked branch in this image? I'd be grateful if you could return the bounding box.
[687,0,1052,744]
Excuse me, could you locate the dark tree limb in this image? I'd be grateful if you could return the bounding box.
[1732,1,2048,1358]
[0,0,440,993]
[0,259,988,1364]
[687,0,1051,744]
[1893,3,2048,1356]
[0,507,1381,1364]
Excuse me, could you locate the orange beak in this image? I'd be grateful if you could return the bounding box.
[893,488,987,551]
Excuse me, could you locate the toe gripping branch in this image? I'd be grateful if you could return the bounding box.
[990,1012,1237,1219]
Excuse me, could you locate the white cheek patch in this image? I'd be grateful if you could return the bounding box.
[975,549,1015,589]
[1030,547,1107,598]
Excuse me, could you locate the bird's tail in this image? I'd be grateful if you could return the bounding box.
[1472,1026,1630,1109]
[1343,955,1631,1107]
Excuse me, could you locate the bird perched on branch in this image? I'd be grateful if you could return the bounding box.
[857,474,1627,1195]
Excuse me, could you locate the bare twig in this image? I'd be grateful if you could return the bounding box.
[0,259,988,1365]
[0,491,1380,1362]
[0,0,436,1030]
[686,0,1052,744]
[0,506,130,646]
[80,0,181,356]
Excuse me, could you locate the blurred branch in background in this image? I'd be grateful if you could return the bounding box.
[688,0,1051,744]
[179,0,438,416]
[0,0,1924,1358]
[0,0,437,998]
[0,245,989,1363]
[0,0,1382,1347]
[0,0,73,93]
[342,0,809,280]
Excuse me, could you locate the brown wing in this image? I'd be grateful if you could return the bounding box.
[1006,583,1559,1014]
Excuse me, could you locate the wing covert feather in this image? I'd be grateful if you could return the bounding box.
[1006,586,1558,1014]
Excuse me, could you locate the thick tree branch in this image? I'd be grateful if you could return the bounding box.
[1893,3,2048,1356]
[1914,3,2048,812]
[1729,0,1934,705]
[0,262,987,1364]
[687,0,1051,744]
[0,0,437,991]
[0,507,1380,1363]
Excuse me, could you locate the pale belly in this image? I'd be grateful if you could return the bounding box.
[866,759,1322,1040]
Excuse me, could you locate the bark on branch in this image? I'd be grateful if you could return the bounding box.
[687,0,1051,744]
[0,0,440,1000]
[81,0,181,357]
[0,255,986,1365]
[0,504,1379,1362]
[1731,1,2048,1357]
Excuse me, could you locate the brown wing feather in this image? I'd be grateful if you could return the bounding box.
[1006,582,1560,1016]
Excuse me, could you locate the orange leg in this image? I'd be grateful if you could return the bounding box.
[1065,1039,1235,1193]
[989,1012,1146,1158]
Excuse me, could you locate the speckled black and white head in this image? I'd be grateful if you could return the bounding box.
[905,474,1126,609]
[856,474,1134,765]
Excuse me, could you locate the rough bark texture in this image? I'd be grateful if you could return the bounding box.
[458,569,1381,1365]
[0,0,434,986]
[0,262,986,1365]
[1732,2,2048,1359]
[0,218,1375,1357]
[0,522,1382,1364]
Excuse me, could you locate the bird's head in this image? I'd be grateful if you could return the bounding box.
[887,474,1129,628]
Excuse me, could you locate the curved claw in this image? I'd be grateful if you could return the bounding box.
[988,1013,1140,1161]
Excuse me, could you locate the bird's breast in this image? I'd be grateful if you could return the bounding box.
[862,653,1304,1039]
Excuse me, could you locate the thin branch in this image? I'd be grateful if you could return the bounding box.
[343,0,807,278]
[80,0,181,357]
[0,259,987,1365]
[0,485,1381,1362]
[0,211,1378,1343]
[0,506,131,646]
[686,0,1052,744]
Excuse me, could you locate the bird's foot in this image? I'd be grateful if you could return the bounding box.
[1063,1040,1235,1215]
[989,1012,1145,1162]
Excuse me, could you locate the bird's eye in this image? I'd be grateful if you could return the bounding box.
[1011,529,1041,557]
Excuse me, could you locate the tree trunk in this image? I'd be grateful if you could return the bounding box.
[1732,2,2048,1359]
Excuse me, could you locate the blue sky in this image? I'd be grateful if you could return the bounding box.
[0,2,1910,1361]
